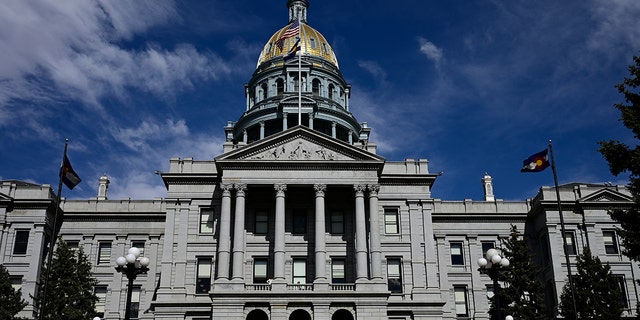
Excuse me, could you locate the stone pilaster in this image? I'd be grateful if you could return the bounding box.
[232,184,247,281]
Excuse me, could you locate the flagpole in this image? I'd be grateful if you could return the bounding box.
[548,139,578,317]
[297,20,302,125]
[38,138,68,320]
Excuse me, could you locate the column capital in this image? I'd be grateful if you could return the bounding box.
[221,183,233,196]
[274,184,287,195]
[353,184,366,195]
[368,184,380,195]
[234,183,247,196]
[314,184,326,196]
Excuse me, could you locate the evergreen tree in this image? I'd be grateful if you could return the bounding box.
[558,247,622,320]
[0,264,28,319]
[599,54,640,262]
[32,239,99,320]
[492,225,548,320]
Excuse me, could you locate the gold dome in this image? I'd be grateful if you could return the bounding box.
[256,22,339,68]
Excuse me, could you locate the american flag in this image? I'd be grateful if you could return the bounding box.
[282,19,300,38]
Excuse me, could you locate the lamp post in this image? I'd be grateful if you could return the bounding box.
[478,248,510,320]
[115,247,150,320]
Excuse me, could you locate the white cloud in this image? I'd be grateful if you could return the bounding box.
[0,0,230,108]
[357,60,388,86]
[418,37,444,68]
[588,0,640,54]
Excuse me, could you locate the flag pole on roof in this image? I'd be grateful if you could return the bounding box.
[38,138,82,320]
[520,141,577,317]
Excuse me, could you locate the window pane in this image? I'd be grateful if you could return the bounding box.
[481,242,494,258]
[254,258,268,283]
[95,286,107,314]
[331,211,344,234]
[293,259,306,284]
[332,259,345,282]
[564,232,576,255]
[131,287,140,318]
[384,209,399,234]
[293,209,307,234]
[13,230,29,255]
[451,243,464,265]
[387,259,402,293]
[200,209,214,233]
[255,211,268,234]
[98,242,111,264]
[196,258,211,294]
[455,287,468,316]
[604,231,619,254]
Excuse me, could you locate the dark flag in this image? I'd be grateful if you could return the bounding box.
[60,154,81,189]
[284,39,301,61]
[520,149,550,172]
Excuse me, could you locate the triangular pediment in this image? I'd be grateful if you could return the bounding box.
[578,188,633,203]
[216,126,385,163]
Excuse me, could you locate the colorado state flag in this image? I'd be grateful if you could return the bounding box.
[60,154,82,189]
[521,149,550,172]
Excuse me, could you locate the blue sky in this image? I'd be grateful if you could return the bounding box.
[1,0,639,201]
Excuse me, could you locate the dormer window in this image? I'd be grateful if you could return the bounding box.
[310,38,316,49]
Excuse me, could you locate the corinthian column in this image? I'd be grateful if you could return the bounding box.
[368,184,382,280]
[354,184,368,281]
[217,183,233,279]
[232,183,247,280]
[274,184,287,280]
[314,184,327,282]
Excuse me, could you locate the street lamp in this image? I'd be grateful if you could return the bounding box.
[115,247,150,320]
[478,248,510,320]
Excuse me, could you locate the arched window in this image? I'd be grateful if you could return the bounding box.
[312,79,321,96]
[309,38,317,49]
[247,309,268,320]
[289,309,311,320]
[328,84,335,100]
[261,83,268,100]
[276,78,284,95]
[331,309,354,320]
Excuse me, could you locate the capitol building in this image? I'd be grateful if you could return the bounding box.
[1,1,638,319]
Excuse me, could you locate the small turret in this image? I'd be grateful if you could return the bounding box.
[98,174,110,200]
[482,172,495,202]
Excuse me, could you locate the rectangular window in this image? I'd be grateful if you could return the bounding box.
[131,241,145,257]
[98,242,111,265]
[450,242,464,265]
[293,258,306,284]
[255,210,268,234]
[603,231,619,254]
[254,258,268,283]
[454,286,469,316]
[384,209,399,234]
[331,258,346,283]
[199,208,214,234]
[11,276,22,291]
[615,276,629,308]
[387,258,402,293]
[541,236,551,267]
[131,286,141,319]
[293,209,307,234]
[94,286,107,317]
[66,240,80,250]
[196,258,211,294]
[13,230,29,255]
[564,232,577,255]
[331,211,344,234]
[481,242,495,258]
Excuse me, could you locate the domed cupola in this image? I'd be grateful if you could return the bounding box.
[224,0,372,150]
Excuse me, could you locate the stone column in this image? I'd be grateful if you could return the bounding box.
[331,122,337,139]
[308,113,314,130]
[217,183,233,279]
[368,184,382,280]
[283,112,288,131]
[314,184,327,282]
[259,122,265,140]
[274,184,287,280]
[354,184,368,281]
[232,184,247,281]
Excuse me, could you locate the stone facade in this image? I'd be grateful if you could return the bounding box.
[1,1,639,319]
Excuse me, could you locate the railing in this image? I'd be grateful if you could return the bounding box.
[329,283,355,291]
[245,284,271,291]
[287,283,314,291]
